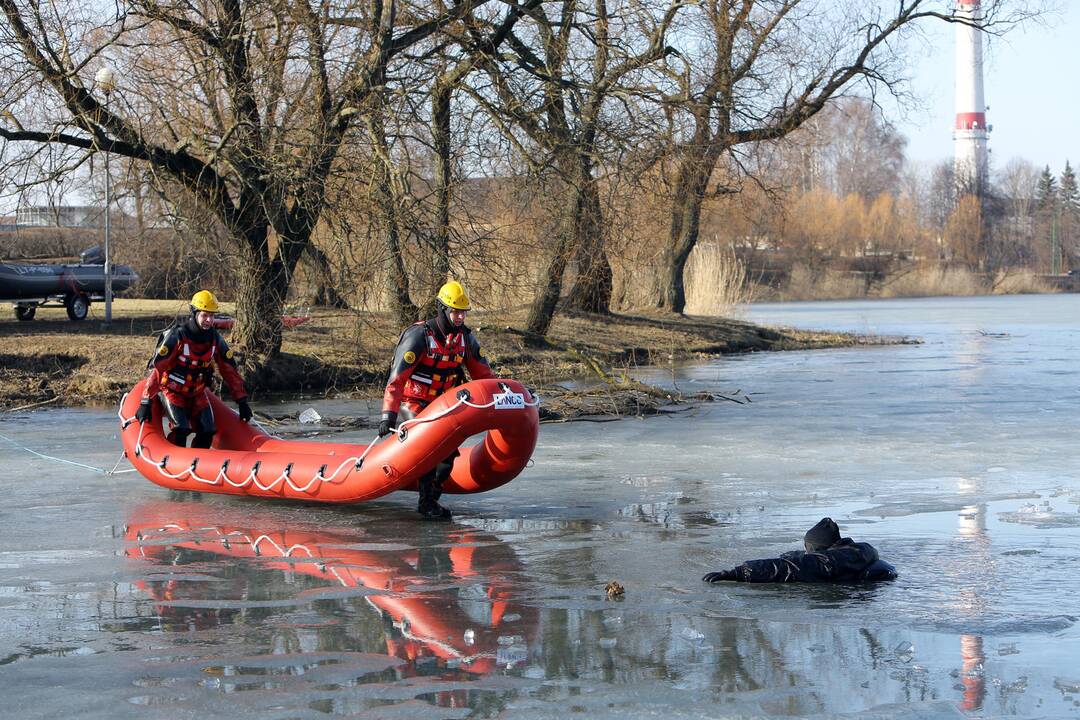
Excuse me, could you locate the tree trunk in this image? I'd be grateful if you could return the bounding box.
[385,210,417,325]
[421,82,453,319]
[305,244,348,308]
[370,103,417,325]
[231,222,287,377]
[525,190,584,336]
[564,175,611,313]
[659,156,712,314]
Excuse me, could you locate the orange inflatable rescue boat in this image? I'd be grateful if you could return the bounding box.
[118,377,539,503]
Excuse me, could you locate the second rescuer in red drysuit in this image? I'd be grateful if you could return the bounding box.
[380,281,494,520]
[135,290,252,447]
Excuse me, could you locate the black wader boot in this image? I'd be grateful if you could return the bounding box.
[417,459,453,521]
[191,432,215,449]
[167,429,191,447]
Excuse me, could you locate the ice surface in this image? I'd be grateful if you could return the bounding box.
[3,295,1080,718]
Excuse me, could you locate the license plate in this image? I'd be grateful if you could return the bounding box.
[493,391,526,410]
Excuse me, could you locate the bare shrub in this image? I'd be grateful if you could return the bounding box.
[0,227,98,259]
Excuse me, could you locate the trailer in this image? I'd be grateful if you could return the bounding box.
[0,259,138,321]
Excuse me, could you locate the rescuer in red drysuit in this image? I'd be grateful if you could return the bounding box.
[380,281,494,520]
[135,290,251,448]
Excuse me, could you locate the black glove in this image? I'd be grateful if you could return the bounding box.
[237,399,253,422]
[135,399,153,424]
[378,412,397,438]
[703,569,739,583]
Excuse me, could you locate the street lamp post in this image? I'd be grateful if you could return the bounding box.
[94,66,116,326]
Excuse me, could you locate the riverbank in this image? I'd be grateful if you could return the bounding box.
[0,299,914,419]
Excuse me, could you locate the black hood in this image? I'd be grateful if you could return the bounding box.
[428,306,468,342]
[804,517,841,553]
[184,312,213,343]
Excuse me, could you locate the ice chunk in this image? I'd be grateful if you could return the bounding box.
[598,637,617,648]
[463,628,475,646]
[298,408,322,424]
[680,627,705,642]
[1054,678,1080,694]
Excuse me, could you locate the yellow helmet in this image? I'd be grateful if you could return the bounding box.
[436,280,471,311]
[190,290,220,313]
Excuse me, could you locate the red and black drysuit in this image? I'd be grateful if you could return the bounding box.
[142,317,248,448]
[381,313,493,517]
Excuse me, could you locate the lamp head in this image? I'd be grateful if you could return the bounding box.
[94,67,116,94]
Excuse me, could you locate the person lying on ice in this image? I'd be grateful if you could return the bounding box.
[134,290,252,448]
[379,280,494,521]
[703,517,897,584]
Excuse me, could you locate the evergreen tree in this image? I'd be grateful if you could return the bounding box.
[1034,166,1062,273]
[1035,165,1058,212]
[1060,162,1080,271]
[1060,161,1079,214]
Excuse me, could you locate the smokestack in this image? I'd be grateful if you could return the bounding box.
[954,0,989,195]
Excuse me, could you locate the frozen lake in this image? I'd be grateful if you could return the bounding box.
[1,294,1079,718]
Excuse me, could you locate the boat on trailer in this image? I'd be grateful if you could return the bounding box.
[1,259,138,321]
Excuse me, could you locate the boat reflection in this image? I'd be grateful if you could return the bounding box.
[124,500,538,688]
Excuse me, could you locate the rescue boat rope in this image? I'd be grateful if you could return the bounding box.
[119,390,540,495]
[0,432,138,475]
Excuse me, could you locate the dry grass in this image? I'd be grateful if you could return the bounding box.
[876,265,984,298]
[683,244,754,315]
[761,262,1054,301]
[988,269,1053,295]
[0,298,897,411]
[781,264,867,301]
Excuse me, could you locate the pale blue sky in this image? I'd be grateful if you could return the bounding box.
[896,3,1080,174]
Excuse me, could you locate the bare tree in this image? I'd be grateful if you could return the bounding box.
[807,97,906,200]
[0,0,488,377]
[655,0,1041,313]
[466,0,683,336]
[993,156,1039,267]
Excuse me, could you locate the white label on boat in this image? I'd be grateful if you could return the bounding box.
[493,391,525,410]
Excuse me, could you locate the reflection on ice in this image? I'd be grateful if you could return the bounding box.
[126,501,538,677]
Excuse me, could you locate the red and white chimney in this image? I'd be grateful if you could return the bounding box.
[954,0,989,194]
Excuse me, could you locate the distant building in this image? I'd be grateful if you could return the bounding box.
[16,205,104,228]
[0,215,16,232]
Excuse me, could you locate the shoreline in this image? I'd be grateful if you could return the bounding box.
[0,299,917,419]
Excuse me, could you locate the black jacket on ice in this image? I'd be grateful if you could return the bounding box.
[704,518,897,584]
[723,538,897,583]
